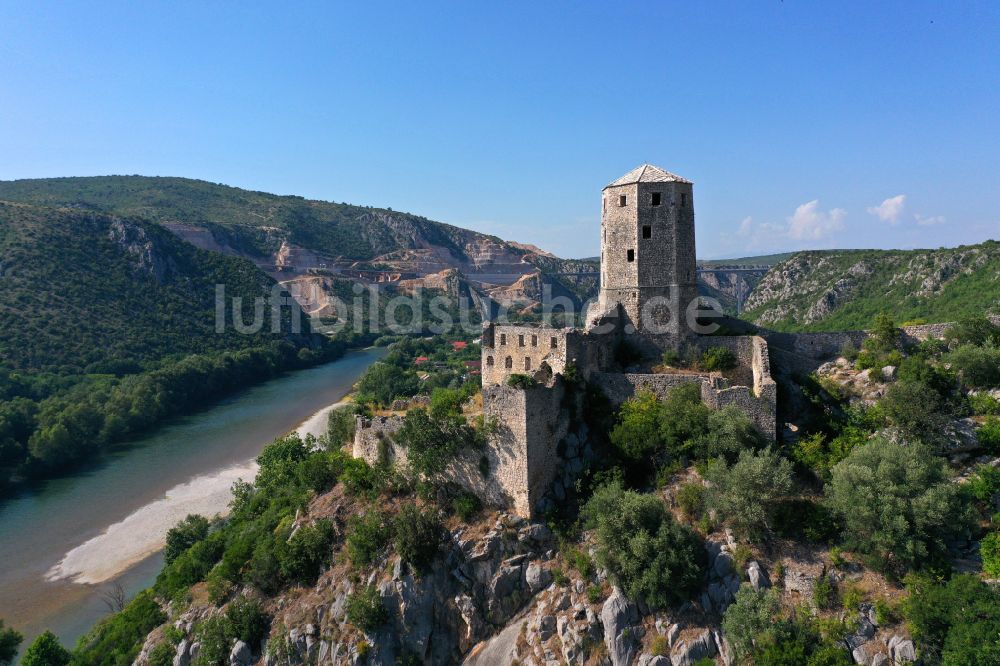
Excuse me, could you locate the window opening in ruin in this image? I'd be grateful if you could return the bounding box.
[500,333,506,345]
[618,195,627,207]
[505,356,513,369]
[531,334,537,346]
[486,356,494,366]
[651,192,661,206]
[518,334,525,347]
[524,357,531,371]
[642,225,651,239]
[550,337,558,349]
[627,249,635,262]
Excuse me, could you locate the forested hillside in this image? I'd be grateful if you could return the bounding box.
[0,201,332,490]
[743,242,1000,331]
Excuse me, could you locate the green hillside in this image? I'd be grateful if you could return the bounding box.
[743,243,1000,331]
[0,176,505,263]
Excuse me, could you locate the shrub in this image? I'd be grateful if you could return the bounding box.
[587,585,604,604]
[813,575,836,610]
[393,504,443,574]
[944,344,1000,389]
[326,406,357,446]
[345,585,388,631]
[582,481,706,608]
[280,519,335,585]
[566,548,594,578]
[661,349,682,367]
[340,457,388,498]
[944,316,1000,348]
[880,378,952,445]
[701,346,737,372]
[982,532,1000,578]
[0,620,22,666]
[825,438,971,573]
[193,616,229,666]
[451,492,481,521]
[969,392,1000,416]
[21,631,70,666]
[704,448,795,539]
[722,586,780,660]
[903,574,1000,663]
[552,567,569,586]
[148,642,175,666]
[650,634,669,656]
[978,416,1000,453]
[395,408,481,478]
[165,514,210,565]
[842,584,864,612]
[346,511,393,568]
[966,464,1000,503]
[506,373,536,389]
[675,481,706,520]
[225,596,270,649]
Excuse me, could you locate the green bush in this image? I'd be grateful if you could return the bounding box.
[944,344,1000,389]
[704,448,795,539]
[0,620,21,666]
[165,514,211,565]
[451,492,481,521]
[903,574,1000,664]
[582,481,706,608]
[978,416,1000,453]
[966,464,1000,503]
[346,511,393,568]
[71,590,167,666]
[506,373,536,389]
[225,596,270,649]
[193,616,229,666]
[345,585,388,632]
[675,481,706,520]
[326,406,357,446]
[147,642,175,666]
[944,316,1000,348]
[722,586,780,660]
[701,346,737,372]
[22,631,70,666]
[395,408,481,478]
[280,519,335,585]
[969,392,1000,416]
[982,532,1000,578]
[393,504,443,574]
[812,575,836,610]
[825,438,971,573]
[340,457,389,498]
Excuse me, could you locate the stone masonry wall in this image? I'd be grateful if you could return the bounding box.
[481,323,571,387]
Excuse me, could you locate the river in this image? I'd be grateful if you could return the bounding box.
[0,347,384,652]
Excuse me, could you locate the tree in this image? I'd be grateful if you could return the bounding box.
[0,620,22,666]
[825,439,970,572]
[393,503,443,574]
[705,447,794,539]
[395,408,479,477]
[904,574,1000,664]
[609,391,664,460]
[722,586,780,660]
[345,585,388,632]
[21,631,70,666]
[355,362,418,406]
[582,481,706,608]
[225,595,270,649]
[165,514,210,565]
[982,532,1000,578]
[346,511,393,567]
[879,378,952,445]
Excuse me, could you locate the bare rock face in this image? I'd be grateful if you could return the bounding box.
[601,587,641,666]
[670,629,716,666]
[108,218,174,283]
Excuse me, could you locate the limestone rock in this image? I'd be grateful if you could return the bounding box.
[601,587,640,666]
[670,630,716,666]
[747,561,770,591]
[637,656,670,666]
[229,640,252,666]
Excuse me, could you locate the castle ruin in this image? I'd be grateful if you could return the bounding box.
[355,165,777,518]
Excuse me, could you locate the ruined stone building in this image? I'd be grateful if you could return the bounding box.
[356,165,778,518]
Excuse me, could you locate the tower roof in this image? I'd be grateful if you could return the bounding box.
[604,164,691,189]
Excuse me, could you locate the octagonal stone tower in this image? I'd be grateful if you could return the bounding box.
[596,164,698,340]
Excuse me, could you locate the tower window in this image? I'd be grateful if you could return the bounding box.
[505,356,513,369]
[500,333,506,345]
[518,334,525,347]
[486,355,494,366]
[524,357,531,371]
[627,249,635,262]
[550,336,558,349]
[531,334,537,347]
[618,195,627,207]
[642,225,651,239]
[651,192,661,206]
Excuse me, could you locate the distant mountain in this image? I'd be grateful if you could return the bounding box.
[0,176,594,315]
[743,242,1000,331]
[0,201,303,374]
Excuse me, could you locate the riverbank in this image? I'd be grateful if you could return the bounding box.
[0,347,384,651]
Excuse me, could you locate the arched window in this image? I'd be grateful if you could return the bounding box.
[505,356,513,369]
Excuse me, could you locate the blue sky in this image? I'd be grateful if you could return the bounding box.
[1,1,998,259]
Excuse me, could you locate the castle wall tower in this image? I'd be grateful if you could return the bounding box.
[597,164,698,339]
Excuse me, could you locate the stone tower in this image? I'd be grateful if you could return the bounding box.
[596,164,698,339]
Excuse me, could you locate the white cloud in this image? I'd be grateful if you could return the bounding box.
[787,200,846,240]
[867,194,906,224]
[914,213,946,226]
[737,216,753,237]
